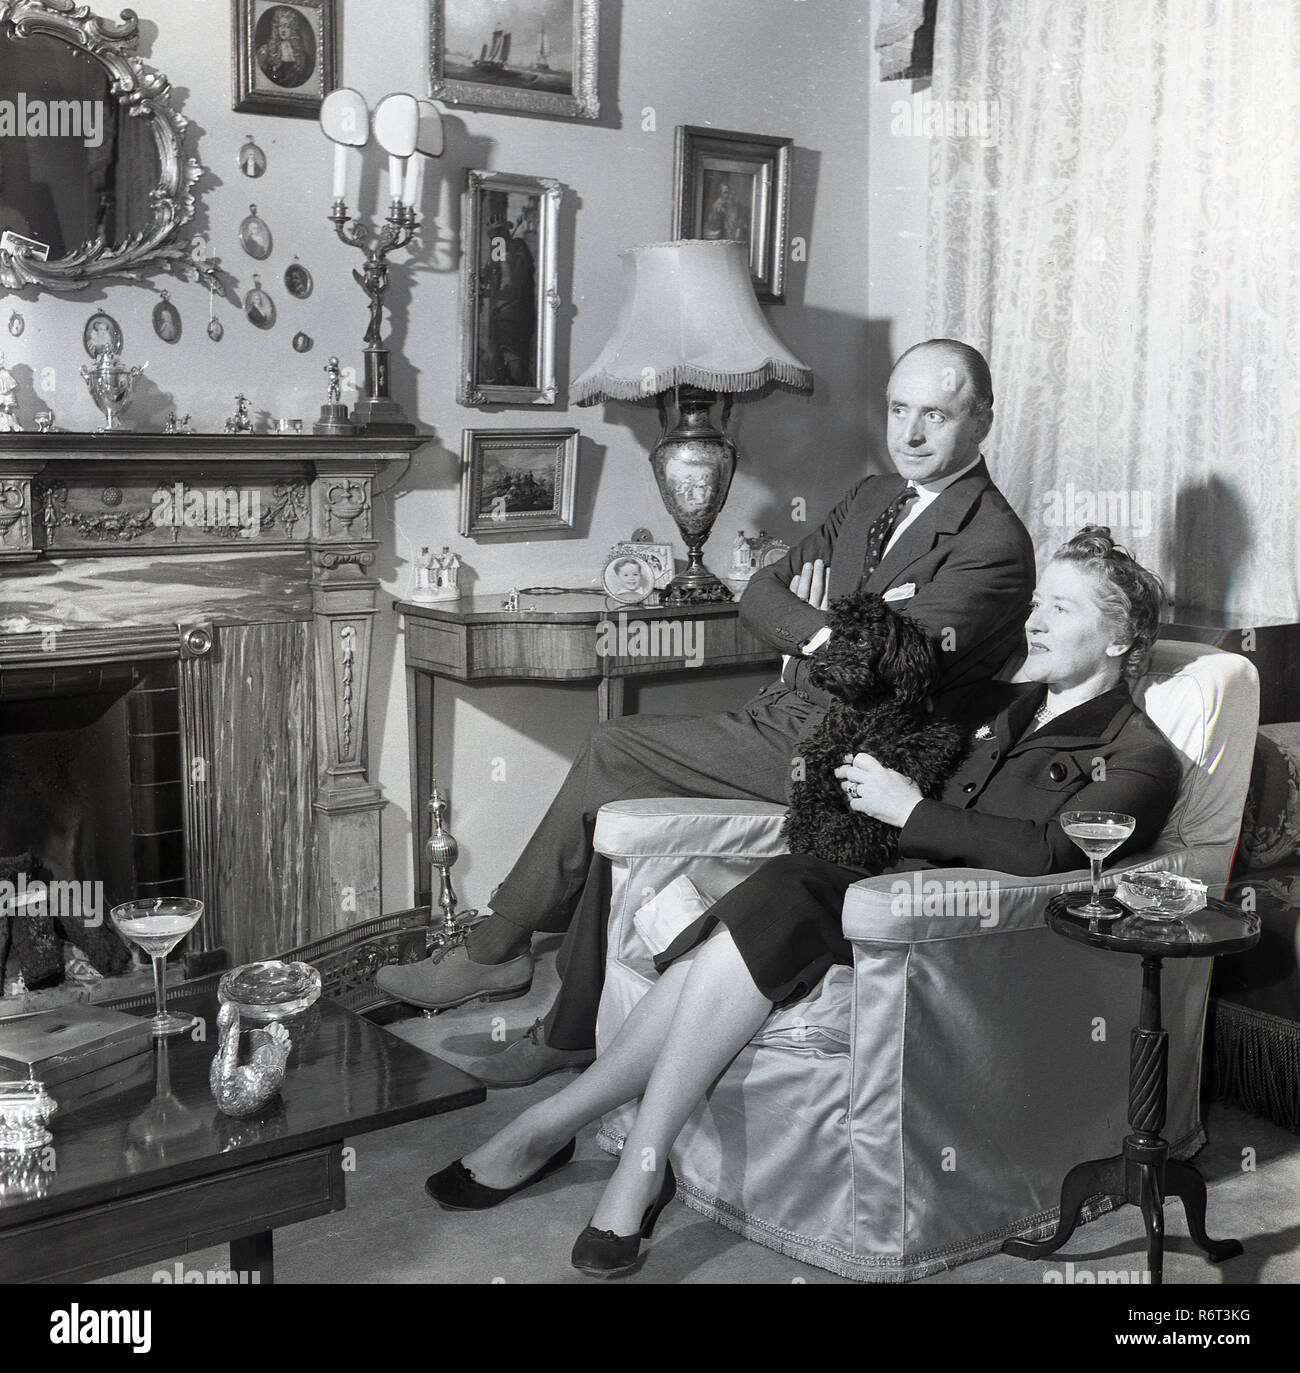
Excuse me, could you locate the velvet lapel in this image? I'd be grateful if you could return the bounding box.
[866,457,994,592]
[1006,686,1137,756]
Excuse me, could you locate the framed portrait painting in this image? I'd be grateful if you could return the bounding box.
[430,0,599,120]
[458,169,562,407]
[459,428,578,537]
[232,0,338,118]
[672,126,793,303]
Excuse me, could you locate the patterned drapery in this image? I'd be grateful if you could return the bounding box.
[925,0,1300,618]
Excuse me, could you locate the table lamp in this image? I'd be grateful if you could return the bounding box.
[572,239,813,603]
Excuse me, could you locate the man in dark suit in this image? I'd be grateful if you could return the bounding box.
[376,339,1037,1081]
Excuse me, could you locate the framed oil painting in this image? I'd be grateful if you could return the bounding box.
[458,169,562,407]
[233,0,338,119]
[459,428,578,536]
[430,0,599,120]
[672,126,793,303]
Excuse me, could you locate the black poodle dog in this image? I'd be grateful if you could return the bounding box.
[782,591,971,871]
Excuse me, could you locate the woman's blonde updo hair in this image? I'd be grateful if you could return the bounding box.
[1050,526,1166,681]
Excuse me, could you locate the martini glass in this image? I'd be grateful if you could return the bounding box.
[1059,812,1136,918]
[110,898,204,1036]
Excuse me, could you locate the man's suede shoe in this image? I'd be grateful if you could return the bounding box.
[467,1018,596,1087]
[374,943,533,1011]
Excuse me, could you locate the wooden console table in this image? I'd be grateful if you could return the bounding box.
[396,593,780,905]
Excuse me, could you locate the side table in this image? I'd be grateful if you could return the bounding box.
[396,593,780,906]
[1003,893,1261,1285]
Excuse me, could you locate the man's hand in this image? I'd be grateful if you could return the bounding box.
[834,752,924,829]
[789,559,830,610]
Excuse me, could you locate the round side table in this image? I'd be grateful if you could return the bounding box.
[1002,892,1260,1285]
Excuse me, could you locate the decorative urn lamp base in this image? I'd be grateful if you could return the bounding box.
[653,387,737,604]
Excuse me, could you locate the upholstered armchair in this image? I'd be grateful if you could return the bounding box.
[592,641,1258,1282]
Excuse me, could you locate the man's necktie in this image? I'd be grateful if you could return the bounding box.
[861,486,918,582]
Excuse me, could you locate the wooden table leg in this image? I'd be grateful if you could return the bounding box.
[230,1229,274,1285]
[598,676,625,721]
[407,664,434,907]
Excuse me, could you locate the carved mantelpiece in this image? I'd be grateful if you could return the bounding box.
[0,433,426,957]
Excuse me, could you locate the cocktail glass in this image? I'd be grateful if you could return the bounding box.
[109,898,204,1036]
[1060,811,1136,918]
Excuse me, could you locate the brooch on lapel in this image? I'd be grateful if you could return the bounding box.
[973,722,994,740]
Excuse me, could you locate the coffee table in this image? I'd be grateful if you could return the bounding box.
[0,979,484,1283]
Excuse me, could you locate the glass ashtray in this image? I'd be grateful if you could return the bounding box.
[1115,872,1208,921]
[218,960,321,1022]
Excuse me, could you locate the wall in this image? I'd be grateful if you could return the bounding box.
[2,0,931,918]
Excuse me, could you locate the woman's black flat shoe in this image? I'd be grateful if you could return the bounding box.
[571,1162,677,1278]
[424,1137,576,1210]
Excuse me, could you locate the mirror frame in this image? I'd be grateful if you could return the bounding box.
[0,0,215,293]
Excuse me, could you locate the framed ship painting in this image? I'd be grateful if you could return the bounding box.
[429,0,599,120]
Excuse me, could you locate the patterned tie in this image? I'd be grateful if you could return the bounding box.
[861,486,918,583]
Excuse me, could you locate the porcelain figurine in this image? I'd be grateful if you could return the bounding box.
[209,1002,292,1118]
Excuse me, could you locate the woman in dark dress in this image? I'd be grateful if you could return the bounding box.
[426,528,1181,1275]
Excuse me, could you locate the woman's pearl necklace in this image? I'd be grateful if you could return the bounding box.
[1033,698,1059,728]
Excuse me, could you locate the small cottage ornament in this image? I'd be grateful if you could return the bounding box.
[412,545,463,602]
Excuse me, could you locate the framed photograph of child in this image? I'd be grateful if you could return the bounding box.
[459,427,579,536]
[232,1,338,119]
[429,0,600,121]
[672,126,793,303]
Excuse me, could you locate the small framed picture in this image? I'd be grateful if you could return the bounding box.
[232,0,338,119]
[284,261,313,298]
[239,205,273,259]
[244,282,276,330]
[458,169,562,407]
[602,550,656,605]
[82,310,123,359]
[672,126,793,303]
[459,427,578,537]
[606,539,673,592]
[429,0,600,121]
[152,294,182,344]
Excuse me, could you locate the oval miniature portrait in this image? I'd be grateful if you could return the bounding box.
[239,136,267,178]
[283,262,313,299]
[239,206,273,260]
[245,288,276,331]
[82,310,123,359]
[207,316,224,342]
[292,331,313,353]
[602,551,655,605]
[153,296,182,344]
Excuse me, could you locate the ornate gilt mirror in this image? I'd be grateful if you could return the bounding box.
[0,0,214,292]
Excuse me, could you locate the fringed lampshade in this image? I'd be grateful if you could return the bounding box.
[573,240,813,603]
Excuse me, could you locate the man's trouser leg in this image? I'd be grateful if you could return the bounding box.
[499,689,813,1050]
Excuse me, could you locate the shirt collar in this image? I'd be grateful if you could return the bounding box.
[906,452,983,499]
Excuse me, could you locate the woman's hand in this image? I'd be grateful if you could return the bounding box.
[834,752,924,829]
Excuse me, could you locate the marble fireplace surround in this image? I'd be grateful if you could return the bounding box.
[0,433,426,963]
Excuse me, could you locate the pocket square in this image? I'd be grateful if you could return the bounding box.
[883,583,916,604]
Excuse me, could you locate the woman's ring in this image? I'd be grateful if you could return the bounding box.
[848,782,862,799]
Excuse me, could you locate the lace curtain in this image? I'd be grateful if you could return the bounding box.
[925,0,1300,619]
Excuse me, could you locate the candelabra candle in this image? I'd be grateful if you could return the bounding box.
[328,197,419,435]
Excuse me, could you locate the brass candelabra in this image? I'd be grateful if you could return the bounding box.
[328,197,418,435]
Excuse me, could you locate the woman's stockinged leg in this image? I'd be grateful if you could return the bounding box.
[458,952,698,1189]
[588,927,772,1236]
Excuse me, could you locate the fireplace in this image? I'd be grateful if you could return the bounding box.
[0,433,425,969]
